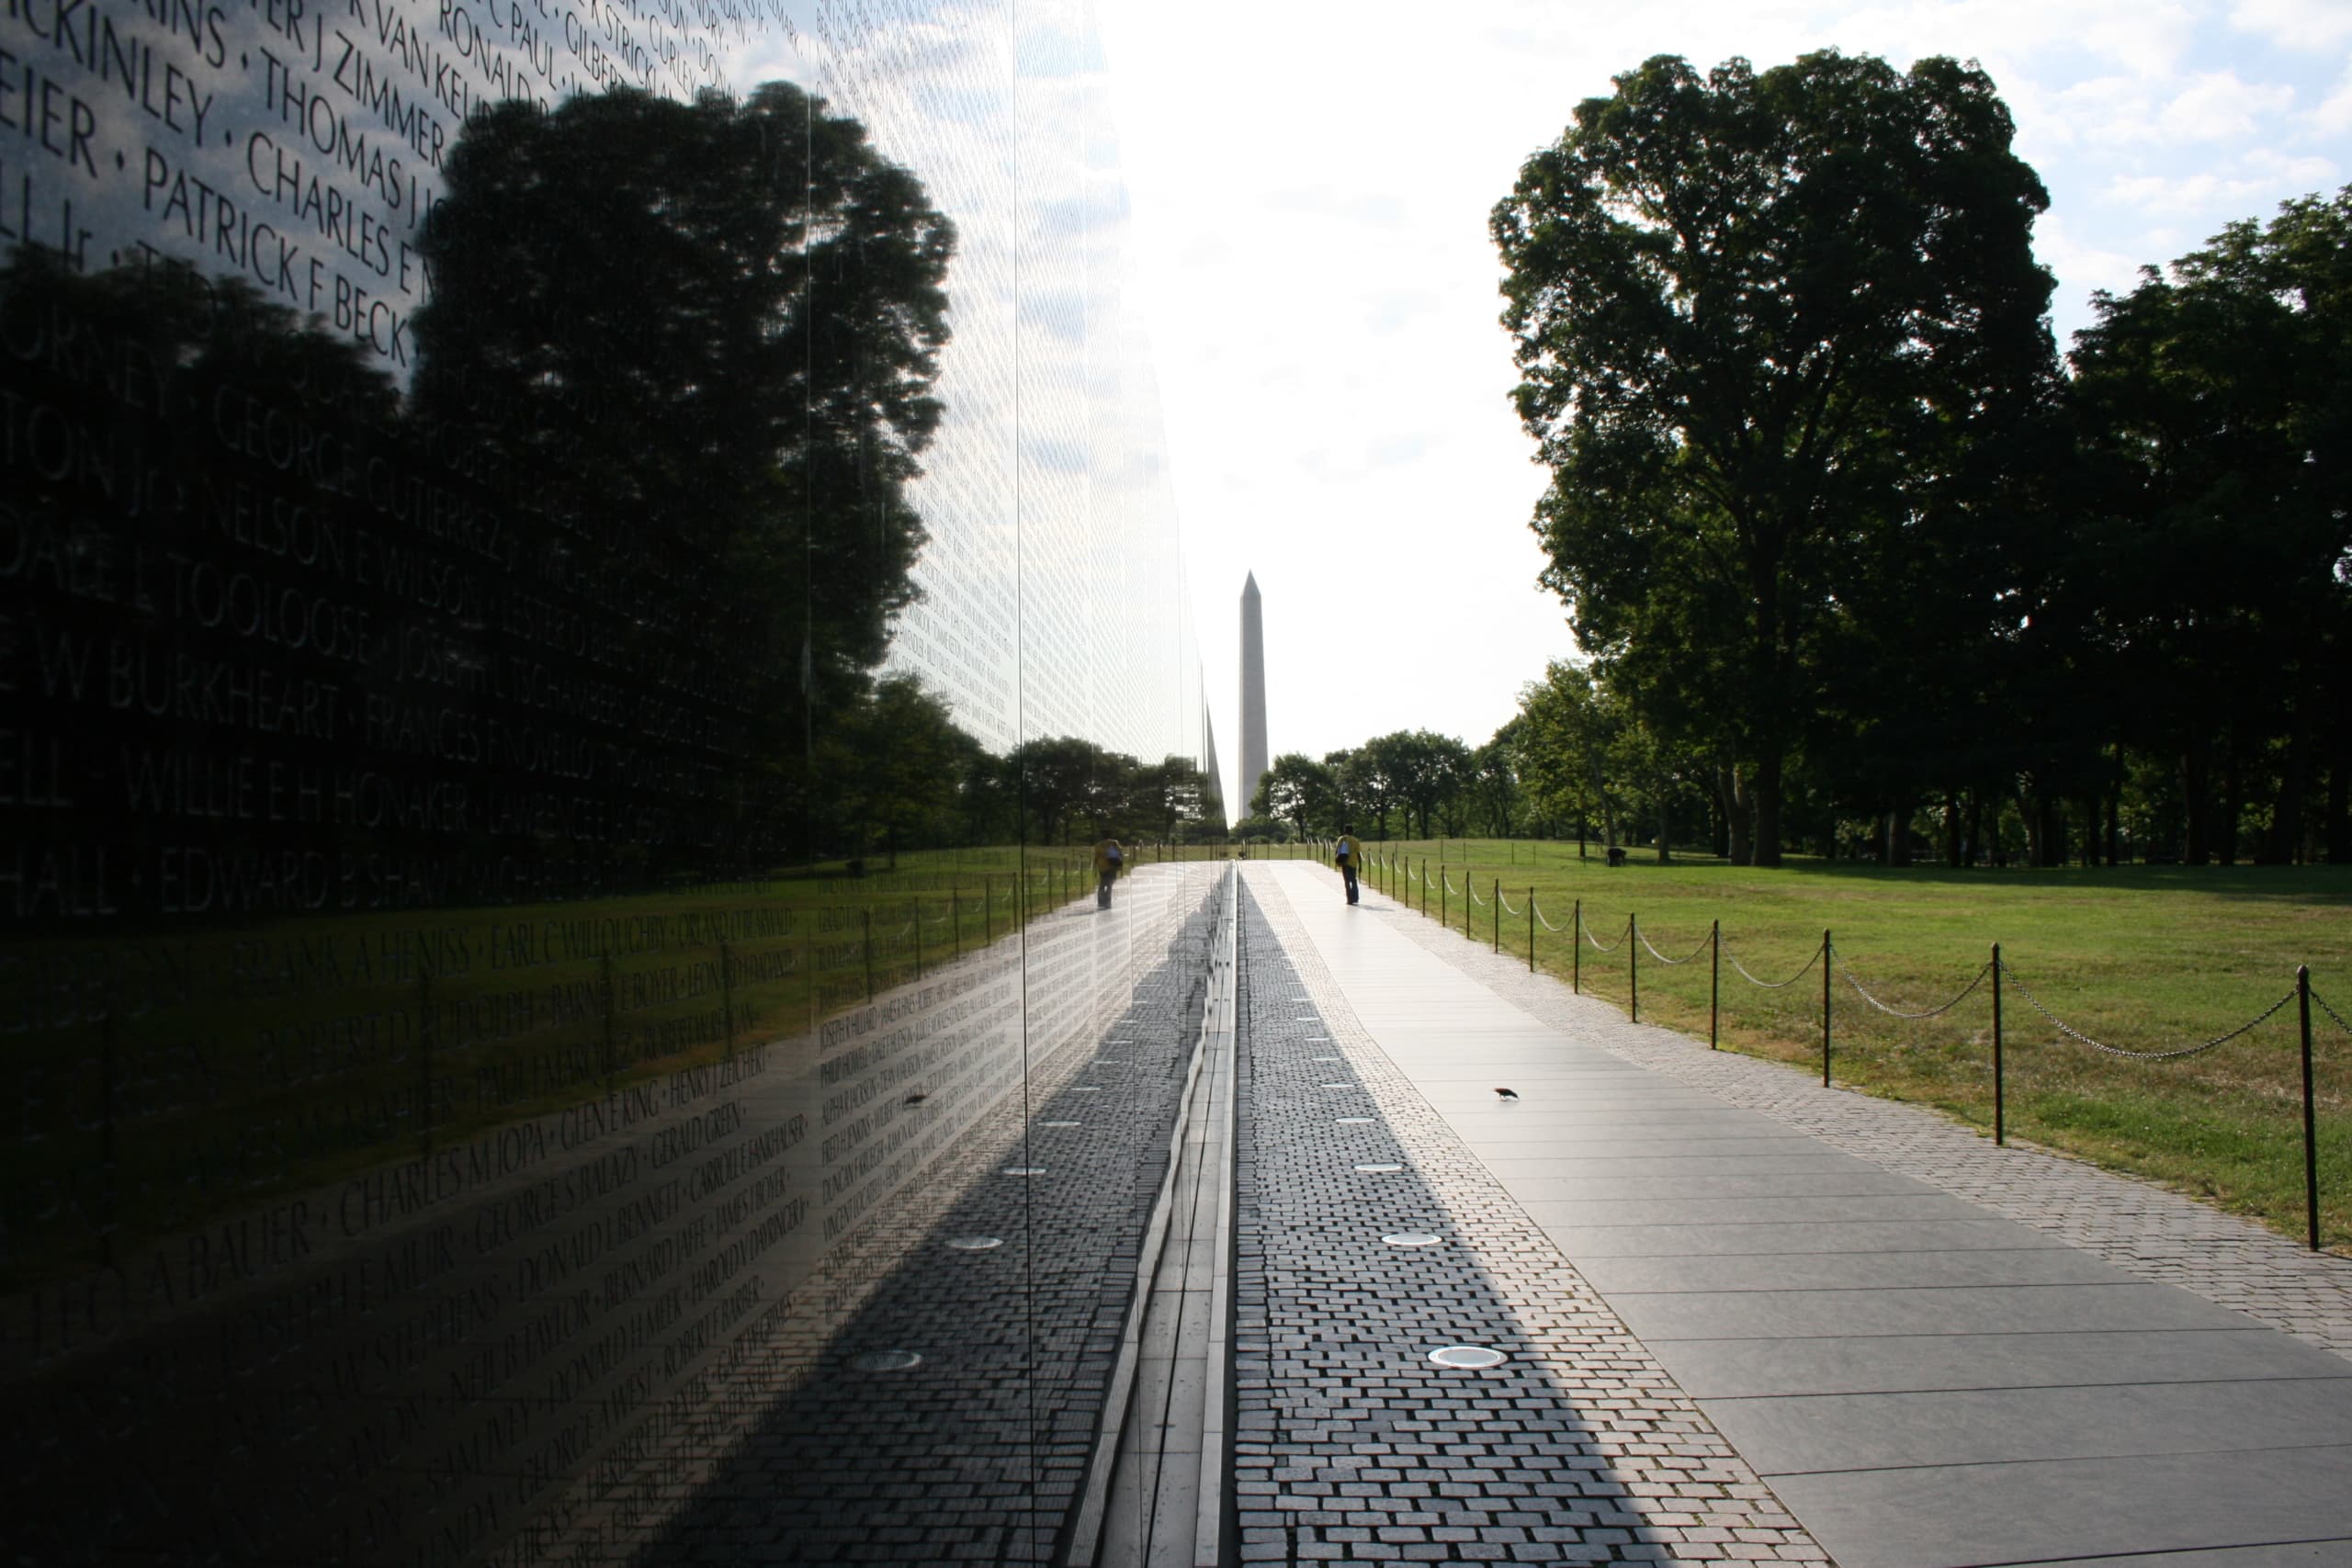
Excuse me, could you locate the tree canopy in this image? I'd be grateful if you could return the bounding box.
[1493,51,2058,863]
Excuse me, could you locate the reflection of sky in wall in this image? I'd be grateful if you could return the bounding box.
[18,0,739,373]
[734,0,1201,774]
[17,0,1195,782]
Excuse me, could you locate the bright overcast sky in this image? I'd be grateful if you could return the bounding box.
[1095,0,2351,811]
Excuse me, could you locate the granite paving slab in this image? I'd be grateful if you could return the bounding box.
[1230,873,1828,1566]
[1254,861,2352,1568]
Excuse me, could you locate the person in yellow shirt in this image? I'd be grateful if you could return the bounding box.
[1333,825,1362,906]
[1093,837,1125,909]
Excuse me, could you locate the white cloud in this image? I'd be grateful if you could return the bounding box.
[2318,65,2352,132]
[2240,146,2341,183]
[2106,148,2337,216]
[2229,0,2352,50]
[2156,70,2297,140]
[2034,211,2145,304]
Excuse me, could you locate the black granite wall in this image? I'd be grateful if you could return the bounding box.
[0,0,1213,1560]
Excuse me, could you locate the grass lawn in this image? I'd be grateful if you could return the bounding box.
[1354,838,2352,1253]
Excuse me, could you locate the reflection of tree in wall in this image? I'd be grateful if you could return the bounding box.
[0,251,403,896]
[410,82,956,858]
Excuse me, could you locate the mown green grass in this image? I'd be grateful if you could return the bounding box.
[1356,838,2352,1252]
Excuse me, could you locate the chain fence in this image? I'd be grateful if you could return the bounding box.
[1329,852,2337,1251]
[1634,918,1712,966]
[1837,952,1994,1020]
[1996,961,2300,1061]
[1724,940,1823,989]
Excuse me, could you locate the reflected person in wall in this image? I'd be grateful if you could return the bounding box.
[1095,835,1125,908]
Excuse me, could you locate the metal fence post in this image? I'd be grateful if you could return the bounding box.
[1629,915,1640,1022]
[1710,919,1720,1049]
[912,900,923,981]
[1527,887,1535,973]
[1992,943,2005,1145]
[1572,899,1582,995]
[2300,964,2319,1251]
[863,908,876,1002]
[720,938,736,1052]
[418,966,436,1156]
[1441,864,1447,930]
[1821,930,1832,1088]
[601,953,617,1089]
[1492,879,1499,953]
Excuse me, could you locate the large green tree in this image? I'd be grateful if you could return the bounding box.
[1493,51,2058,863]
[2065,190,2352,864]
[1375,729,1475,839]
[1253,752,1341,840]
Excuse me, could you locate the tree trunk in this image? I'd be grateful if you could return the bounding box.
[2106,743,2122,866]
[2180,750,2210,864]
[2037,792,2065,868]
[1965,788,1984,867]
[1729,764,1753,866]
[2218,729,2243,866]
[2326,740,2349,865]
[1884,804,1913,867]
[1942,793,1962,867]
[2017,780,2042,866]
[1752,749,1783,866]
[1656,791,1671,863]
[2260,716,2309,865]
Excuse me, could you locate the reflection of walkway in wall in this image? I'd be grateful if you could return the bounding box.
[1235,861,2352,1568]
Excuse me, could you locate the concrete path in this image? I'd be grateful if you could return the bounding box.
[1247,862,2352,1568]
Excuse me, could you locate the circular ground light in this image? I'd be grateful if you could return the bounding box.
[1072,1086,1103,1092]
[1354,1162,1404,1173]
[1002,1166,1046,1176]
[1320,1082,1351,1089]
[848,1350,923,1371]
[1428,1346,1506,1369]
[1383,1232,1442,1247]
[1336,1117,1374,1125]
[945,1235,1003,1251]
[1311,1056,1341,1063]
[1039,1121,1081,1128]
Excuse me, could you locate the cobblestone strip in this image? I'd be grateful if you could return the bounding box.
[1344,872,2352,1360]
[1236,873,1830,1567]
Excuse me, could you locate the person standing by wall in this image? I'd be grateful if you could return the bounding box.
[1094,837,1125,908]
[1333,825,1362,905]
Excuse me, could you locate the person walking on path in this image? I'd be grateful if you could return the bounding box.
[1093,837,1125,909]
[1333,825,1363,905]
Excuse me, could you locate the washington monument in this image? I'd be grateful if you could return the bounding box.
[1240,572,1268,820]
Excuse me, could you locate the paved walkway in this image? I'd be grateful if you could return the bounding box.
[1240,862,2352,1568]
